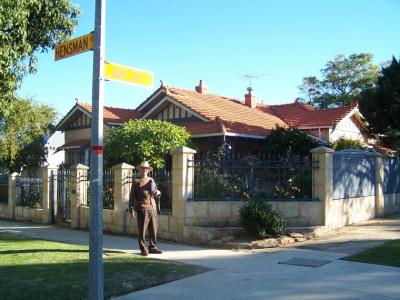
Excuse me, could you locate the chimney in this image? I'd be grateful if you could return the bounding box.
[244,87,256,108]
[195,80,208,94]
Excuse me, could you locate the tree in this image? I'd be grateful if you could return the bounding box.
[298,53,380,108]
[359,57,400,151]
[262,126,319,158]
[330,137,366,151]
[104,120,190,168]
[0,0,79,115]
[0,98,57,172]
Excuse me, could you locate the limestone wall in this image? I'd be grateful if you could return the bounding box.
[0,203,8,218]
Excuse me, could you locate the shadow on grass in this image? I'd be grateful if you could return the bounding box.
[0,256,209,300]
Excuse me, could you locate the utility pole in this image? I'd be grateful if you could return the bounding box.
[89,0,105,299]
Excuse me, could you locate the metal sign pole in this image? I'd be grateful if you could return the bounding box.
[89,0,105,299]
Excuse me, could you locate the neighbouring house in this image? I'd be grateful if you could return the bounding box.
[44,131,65,166]
[262,100,370,145]
[54,80,373,162]
[55,100,140,166]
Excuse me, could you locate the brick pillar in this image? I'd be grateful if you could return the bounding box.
[311,146,334,228]
[8,172,19,219]
[41,165,58,224]
[171,146,196,241]
[374,154,385,217]
[70,164,89,228]
[112,163,134,233]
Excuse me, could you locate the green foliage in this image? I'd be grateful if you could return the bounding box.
[104,119,190,168]
[20,183,42,209]
[262,126,319,158]
[0,98,57,172]
[298,53,380,108]
[359,57,400,152]
[330,137,367,151]
[239,200,287,238]
[0,0,79,115]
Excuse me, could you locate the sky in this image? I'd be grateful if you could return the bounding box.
[18,0,400,120]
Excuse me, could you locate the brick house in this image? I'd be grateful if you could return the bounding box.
[55,100,140,165]
[54,80,370,165]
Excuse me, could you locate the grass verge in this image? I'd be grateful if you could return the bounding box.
[0,232,209,299]
[343,239,400,267]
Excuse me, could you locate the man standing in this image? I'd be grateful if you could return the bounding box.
[129,161,163,256]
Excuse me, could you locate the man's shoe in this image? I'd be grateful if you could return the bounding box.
[149,248,163,254]
[140,249,149,256]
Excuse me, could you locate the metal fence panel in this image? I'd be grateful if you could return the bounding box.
[333,151,375,200]
[383,158,400,194]
[17,177,42,208]
[57,169,72,221]
[152,169,172,215]
[0,174,7,203]
[189,157,314,201]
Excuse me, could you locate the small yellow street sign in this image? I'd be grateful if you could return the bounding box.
[104,61,154,88]
[54,32,94,61]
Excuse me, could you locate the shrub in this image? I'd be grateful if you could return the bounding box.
[330,137,366,151]
[239,199,287,238]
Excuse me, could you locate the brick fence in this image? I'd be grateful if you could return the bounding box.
[1,146,399,244]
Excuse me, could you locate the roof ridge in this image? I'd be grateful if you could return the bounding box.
[167,85,241,102]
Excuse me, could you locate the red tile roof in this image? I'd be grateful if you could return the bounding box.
[77,102,142,123]
[162,86,287,136]
[176,120,222,135]
[262,101,357,128]
[373,144,397,154]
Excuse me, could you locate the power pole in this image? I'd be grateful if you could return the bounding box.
[89,0,105,299]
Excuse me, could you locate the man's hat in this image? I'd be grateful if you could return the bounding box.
[136,161,153,171]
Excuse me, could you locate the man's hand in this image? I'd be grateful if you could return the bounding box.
[129,210,136,220]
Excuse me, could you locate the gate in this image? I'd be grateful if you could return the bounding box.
[0,174,7,204]
[56,169,73,223]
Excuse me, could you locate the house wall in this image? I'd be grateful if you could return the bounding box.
[64,125,111,143]
[303,128,330,141]
[46,131,65,166]
[330,116,367,143]
[65,128,91,143]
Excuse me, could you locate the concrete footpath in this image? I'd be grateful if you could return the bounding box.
[1,217,399,300]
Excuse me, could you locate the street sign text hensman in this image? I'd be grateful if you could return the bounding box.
[55,32,94,61]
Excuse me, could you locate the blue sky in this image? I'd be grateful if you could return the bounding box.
[18,0,400,119]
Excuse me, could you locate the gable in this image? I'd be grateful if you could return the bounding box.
[66,111,91,130]
[143,96,208,122]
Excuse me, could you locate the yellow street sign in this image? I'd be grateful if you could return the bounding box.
[104,61,153,88]
[54,32,94,61]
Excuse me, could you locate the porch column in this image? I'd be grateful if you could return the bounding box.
[112,163,135,233]
[311,146,334,228]
[70,164,89,228]
[171,146,196,241]
[8,172,19,220]
[41,165,58,224]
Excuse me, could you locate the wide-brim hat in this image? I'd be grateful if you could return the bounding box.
[136,161,153,171]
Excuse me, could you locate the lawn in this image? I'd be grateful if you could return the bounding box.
[343,239,400,267]
[0,233,209,299]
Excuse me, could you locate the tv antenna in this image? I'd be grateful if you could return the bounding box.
[240,73,268,91]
